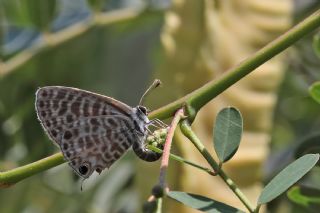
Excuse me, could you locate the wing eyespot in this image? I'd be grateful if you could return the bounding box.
[79,164,89,175]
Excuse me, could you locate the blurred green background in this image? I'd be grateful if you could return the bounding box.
[0,0,320,213]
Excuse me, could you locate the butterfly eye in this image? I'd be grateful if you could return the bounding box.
[79,164,89,175]
[138,106,147,115]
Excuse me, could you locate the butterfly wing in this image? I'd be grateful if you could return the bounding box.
[60,115,135,178]
[35,86,136,178]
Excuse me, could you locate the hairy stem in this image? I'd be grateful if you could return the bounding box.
[180,120,255,213]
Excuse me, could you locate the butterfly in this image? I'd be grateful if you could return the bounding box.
[35,80,165,179]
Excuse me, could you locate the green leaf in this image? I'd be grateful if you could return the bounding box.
[213,107,243,163]
[258,154,320,204]
[313,34,320,58]
[309,82,320,104]
[287,186,320,209]
[168,191,244,213]
[295,133,320,166]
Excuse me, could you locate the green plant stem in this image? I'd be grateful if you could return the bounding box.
[0,7,146,77]
[0,153,65,188]
[254,204,261,213]
[180,120,256,213]
[148,145,215,176]
[149,9,320,120]
[156,198,162,213]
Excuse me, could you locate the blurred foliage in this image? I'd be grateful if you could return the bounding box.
[87,0,105,12]
[267,1,320,212]
[309,81,320,104]
[0,0,164,212]
[287,185,320,213]
[295,134,320,166]
[270,2,320,166]
[1,0,57,30]
[313,34,320,58]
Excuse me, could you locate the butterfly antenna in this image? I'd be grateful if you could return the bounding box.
[139,79,162,105]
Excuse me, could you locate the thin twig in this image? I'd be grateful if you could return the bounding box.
[158,108,184,188]
[145,108,184,213]
[148,145,216,176]
[180,120,255,213]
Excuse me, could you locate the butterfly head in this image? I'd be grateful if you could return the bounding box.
[137,105,147,115]
[132,105,150,134]
[134,105,149,122]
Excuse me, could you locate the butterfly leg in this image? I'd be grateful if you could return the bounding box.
[146,127,153,135]
[132,131,162,162]
[148,119,168,128]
